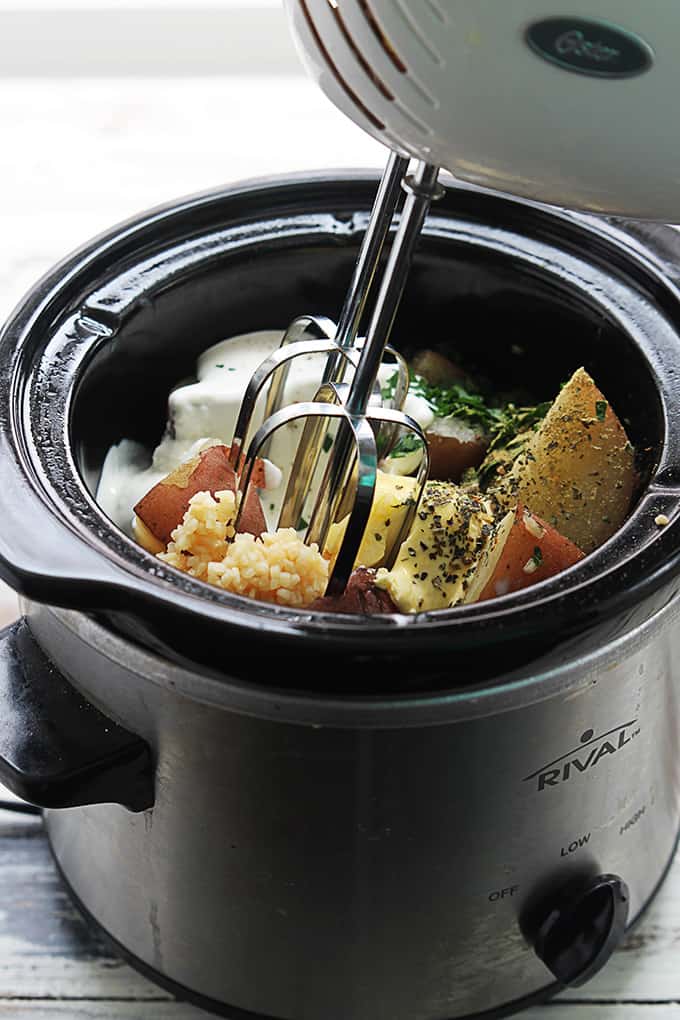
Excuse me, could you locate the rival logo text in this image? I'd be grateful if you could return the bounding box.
[524,720,640,792]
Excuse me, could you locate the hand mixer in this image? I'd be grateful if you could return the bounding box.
[229,1,676,596]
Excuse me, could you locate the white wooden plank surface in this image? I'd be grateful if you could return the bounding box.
[2,73,680,1018]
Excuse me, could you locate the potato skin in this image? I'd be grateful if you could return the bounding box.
[410,349,465,387]
[134,445,266,546]
[132,515,166,554]
[409,351,488,481]
[426,422,488,482]
[308,567,398,614]
[494,368,636,553]
[467,504,584,603]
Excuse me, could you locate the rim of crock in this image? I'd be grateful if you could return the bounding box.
[2,169,680,676]
[29,590,679,726]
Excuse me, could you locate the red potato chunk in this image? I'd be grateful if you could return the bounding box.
[466,504,584,603]
[308,567,398,614]
[134,444,266,547]
[410,349,466,387]
[425,416,488,482]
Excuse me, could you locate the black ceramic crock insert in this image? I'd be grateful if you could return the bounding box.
[1,172,680,689]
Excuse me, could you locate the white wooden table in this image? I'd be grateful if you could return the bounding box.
[1,72,679,1019]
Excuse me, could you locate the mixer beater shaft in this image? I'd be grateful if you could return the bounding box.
[232,153,443,596]
[323,150,409,387]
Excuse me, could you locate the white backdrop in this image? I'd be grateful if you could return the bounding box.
[0,0,298,75]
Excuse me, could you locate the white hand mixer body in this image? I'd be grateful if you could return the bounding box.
[284,1,674,220]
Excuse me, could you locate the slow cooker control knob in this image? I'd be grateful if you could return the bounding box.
[533,874,630,987]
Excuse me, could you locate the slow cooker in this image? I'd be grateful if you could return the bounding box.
[0,171,679,1020]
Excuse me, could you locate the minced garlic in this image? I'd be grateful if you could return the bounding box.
[159,489,328,606]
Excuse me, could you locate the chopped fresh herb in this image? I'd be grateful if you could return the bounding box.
[296,516,309,531]
[409,372,550,449]
[228,366,236,372]
[388,432,425,458]
[215,363,224,368]
[322,433,333,453]
[595,400,608,421]
[410,373,496,429]
[381,370,400,403]
[384,362,554,488]
[473,400,552,488]
[532,546,543,568]
[485,400,552,451]
[460,466,479,488]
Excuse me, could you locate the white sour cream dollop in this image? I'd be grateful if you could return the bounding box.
[97,329,403,536]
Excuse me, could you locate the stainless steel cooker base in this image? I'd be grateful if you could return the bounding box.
[37,581,680,1020]
[45,825,680,1020]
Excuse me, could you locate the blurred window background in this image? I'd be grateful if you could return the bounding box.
[0,0,298,75]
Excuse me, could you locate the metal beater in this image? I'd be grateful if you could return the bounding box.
[228,154,442,595]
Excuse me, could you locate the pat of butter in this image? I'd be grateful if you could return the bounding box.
[325,470,420,569]
[375,481,495,612]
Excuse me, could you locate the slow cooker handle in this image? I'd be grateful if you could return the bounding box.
[0,450,137,609]
[0,618,154,812]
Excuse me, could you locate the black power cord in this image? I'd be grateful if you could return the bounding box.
[0,799,41,816]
